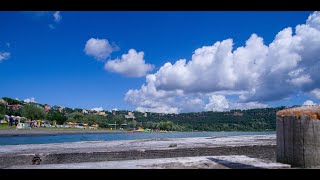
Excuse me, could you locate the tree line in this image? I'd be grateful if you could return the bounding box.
[0,97,286,131]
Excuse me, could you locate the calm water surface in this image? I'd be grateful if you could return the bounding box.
[0,131,275,146]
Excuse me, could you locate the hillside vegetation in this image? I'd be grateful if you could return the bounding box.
[0,97,287,131]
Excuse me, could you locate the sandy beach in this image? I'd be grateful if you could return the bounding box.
[0,134,284,169]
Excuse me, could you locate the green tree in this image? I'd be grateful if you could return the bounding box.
[0,104,6,115]
[7,108,23,117]
[129,120,137,128]
[112,115,125,128]
[62,107,75,114]
[74,108,83,113]
[22,104,46,121]
[2,97,21,105]
[47,110,67,125]
[99,122,109,128]
[72,112,84,121]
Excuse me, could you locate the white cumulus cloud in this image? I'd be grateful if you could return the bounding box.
[91,107,103,112]
[125,11,320,113]
[204,95,229,112]
[310,88,320,100]
[0,52,10,61]
[204,95,268,112]
[53,11,62,23]
[24,97,36,103]
[303,100,317,106]
[84,38,117,60]
[105,49,154,77]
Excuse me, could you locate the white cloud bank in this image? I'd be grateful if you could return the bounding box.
[91,107,103,112]
[303,100,317,106]
[105,49,154,77]
[0,52,10,61]
[24,97,36,103]
[125,11,320,113]
[204,95,267,112]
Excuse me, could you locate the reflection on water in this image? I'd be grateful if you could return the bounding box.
[0,131,275,146]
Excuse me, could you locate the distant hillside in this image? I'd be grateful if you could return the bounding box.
[0,97,288,131]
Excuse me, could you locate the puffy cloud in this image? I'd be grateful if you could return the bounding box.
[303,100,317,106]
[204,95,268,112]
[24,97,36,103]
[84,38,117,60]
[91,107,103,112]
[310,88,320,100]
[204,95,229,112]
[53,11,62,23]
[306,11,320,30]
[125,11,320,113]
[0,52,10,61]
[181,97,205,112]
[105,49,154,77]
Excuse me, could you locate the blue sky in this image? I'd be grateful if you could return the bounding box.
[1,11,319,113]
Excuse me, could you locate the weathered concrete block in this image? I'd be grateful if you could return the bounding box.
[276,106,320,168]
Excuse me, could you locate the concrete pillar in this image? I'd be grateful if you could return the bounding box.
[276,106,320,168]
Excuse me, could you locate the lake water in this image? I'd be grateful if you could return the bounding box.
[0,131,275,146]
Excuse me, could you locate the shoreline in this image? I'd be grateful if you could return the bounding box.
[0,129,126,136]
[0,129,275,136]
[0,129,274,137]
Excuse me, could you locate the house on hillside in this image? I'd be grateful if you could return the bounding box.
[124,112,135,120]
[44,104,51,113]
[96,111,107,116]
[52,105,64,113]
[0,99,8,106]
[82,109,88,114]
[7,104,23,111]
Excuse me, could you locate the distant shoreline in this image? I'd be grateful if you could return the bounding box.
[0,129,126,136]
[0,129,274,137]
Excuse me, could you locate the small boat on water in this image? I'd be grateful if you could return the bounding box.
[126,127,152,133]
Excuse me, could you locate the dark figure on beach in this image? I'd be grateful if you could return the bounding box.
[32,154,42,165]
[9,116,13,127]
[14,119,18,126]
